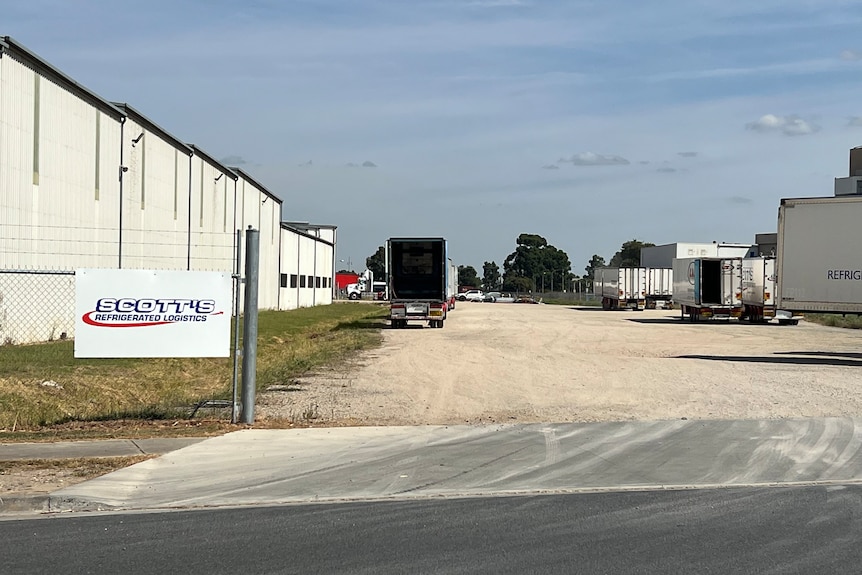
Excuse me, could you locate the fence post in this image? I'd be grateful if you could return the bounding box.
[231,229,243,424]
[240,227,260,425]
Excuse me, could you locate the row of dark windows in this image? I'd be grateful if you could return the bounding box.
[280,274,331,289]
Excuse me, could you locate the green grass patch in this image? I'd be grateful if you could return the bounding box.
[0,303,388,431]
[803,314,862,329]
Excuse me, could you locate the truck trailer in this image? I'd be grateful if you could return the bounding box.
[776,196,862,314]
[645,268,673,309]
[387,237,449,328]
[672,257,743,321]
[740,257,800,325]
[446,258,457,311]
[595,267,647,310]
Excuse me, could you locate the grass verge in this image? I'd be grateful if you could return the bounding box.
[0,303,388,435]
[803,314,862,329]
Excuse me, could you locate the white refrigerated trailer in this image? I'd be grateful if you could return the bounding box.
[672,257,743,321]
[645,268,673,309]
[740,256,800,325]
[594,267,647,310]
[776,196,862,314]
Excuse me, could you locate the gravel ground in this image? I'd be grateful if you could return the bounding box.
[258,303,862,425]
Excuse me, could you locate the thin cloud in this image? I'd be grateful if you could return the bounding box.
[848,117,862,127]
[346,162,359,167]
[728,196,754,205]
[841,50,862,61]
[298,160,313,167]
[565,152,630,166]
[746,114,820,137]
[466,0,527,6]
[542,164,560,170]
[656,167,677,173]
[362,161,377,168]
[677,151,698,158]
[220,154,247,165]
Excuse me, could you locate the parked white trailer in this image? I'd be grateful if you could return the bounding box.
[595,267,647,310]
[446,259,457,310]
[740,257,800,325]
[645,268,673,309]
[776,196,862,314]
[672,257,743,321]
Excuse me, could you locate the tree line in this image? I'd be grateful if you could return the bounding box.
[355,237,654,293]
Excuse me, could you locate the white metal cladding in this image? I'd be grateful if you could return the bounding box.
[120,118,191,270]
[277,227,333,309]
[0,54,122,271]
[188,153,236,274]
[314,240,333,305]
[279,229,300,310]
[234,173,281,310]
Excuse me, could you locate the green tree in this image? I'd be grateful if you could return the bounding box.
[482,261,501,291]
[584,254,606,279]
[609,239,655,268]
[458,265,480,288]
[503,276,534,293]
[502,233,572,293]
[365,246,386,281]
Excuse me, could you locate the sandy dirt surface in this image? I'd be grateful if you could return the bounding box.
[258,303,862,425]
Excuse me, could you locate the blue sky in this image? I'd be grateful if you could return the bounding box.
[6,0,862,275]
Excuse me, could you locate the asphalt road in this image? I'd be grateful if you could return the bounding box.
[4,486,862,574]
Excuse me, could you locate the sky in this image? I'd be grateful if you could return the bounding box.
[5,0,862,275]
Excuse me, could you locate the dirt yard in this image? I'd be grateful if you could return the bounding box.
[258,303,862,425]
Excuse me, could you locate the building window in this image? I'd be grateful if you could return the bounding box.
[315,276,321,288]
[290,274,298,288]
[300,275,306,288]
[280,273,288,288]
[307,275,313,287]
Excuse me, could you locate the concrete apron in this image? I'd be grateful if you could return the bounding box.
[49,418,862,512]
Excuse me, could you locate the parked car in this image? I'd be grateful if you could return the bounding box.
[458,289,485,302]
[483,291,502,302]
[514,295,540,304]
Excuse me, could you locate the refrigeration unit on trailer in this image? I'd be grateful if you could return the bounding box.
[740,257,800,325]
[776,196,862,314]
[387,237,449,328]
[645,268,673,309]
[672,257,743,321]
[595,267,647,310]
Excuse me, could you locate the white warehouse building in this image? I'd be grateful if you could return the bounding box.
[0,36,335,344]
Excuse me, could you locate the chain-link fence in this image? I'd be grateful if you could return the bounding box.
[0,269,76,346]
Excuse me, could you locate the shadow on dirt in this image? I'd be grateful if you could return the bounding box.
[677,353,862,368]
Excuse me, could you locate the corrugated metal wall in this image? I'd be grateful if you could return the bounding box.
[121,118,192,270]
[189,154,236,273]
[278,228,334,309]
[0,53,121,271]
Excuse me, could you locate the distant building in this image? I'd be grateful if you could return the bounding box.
[641,242,757,268]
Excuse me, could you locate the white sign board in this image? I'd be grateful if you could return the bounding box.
[75,269,233,358]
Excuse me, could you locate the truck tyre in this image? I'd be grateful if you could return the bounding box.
[349,292,359,300]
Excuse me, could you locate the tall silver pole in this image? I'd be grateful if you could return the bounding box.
[240,226,260,425]
[231,229,242,423]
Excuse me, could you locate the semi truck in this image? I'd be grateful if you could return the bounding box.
[740,257,800,325]
[387,237,449,328]
[594,267,647,310]
[776,196,862,314]
[672,257,743,321]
